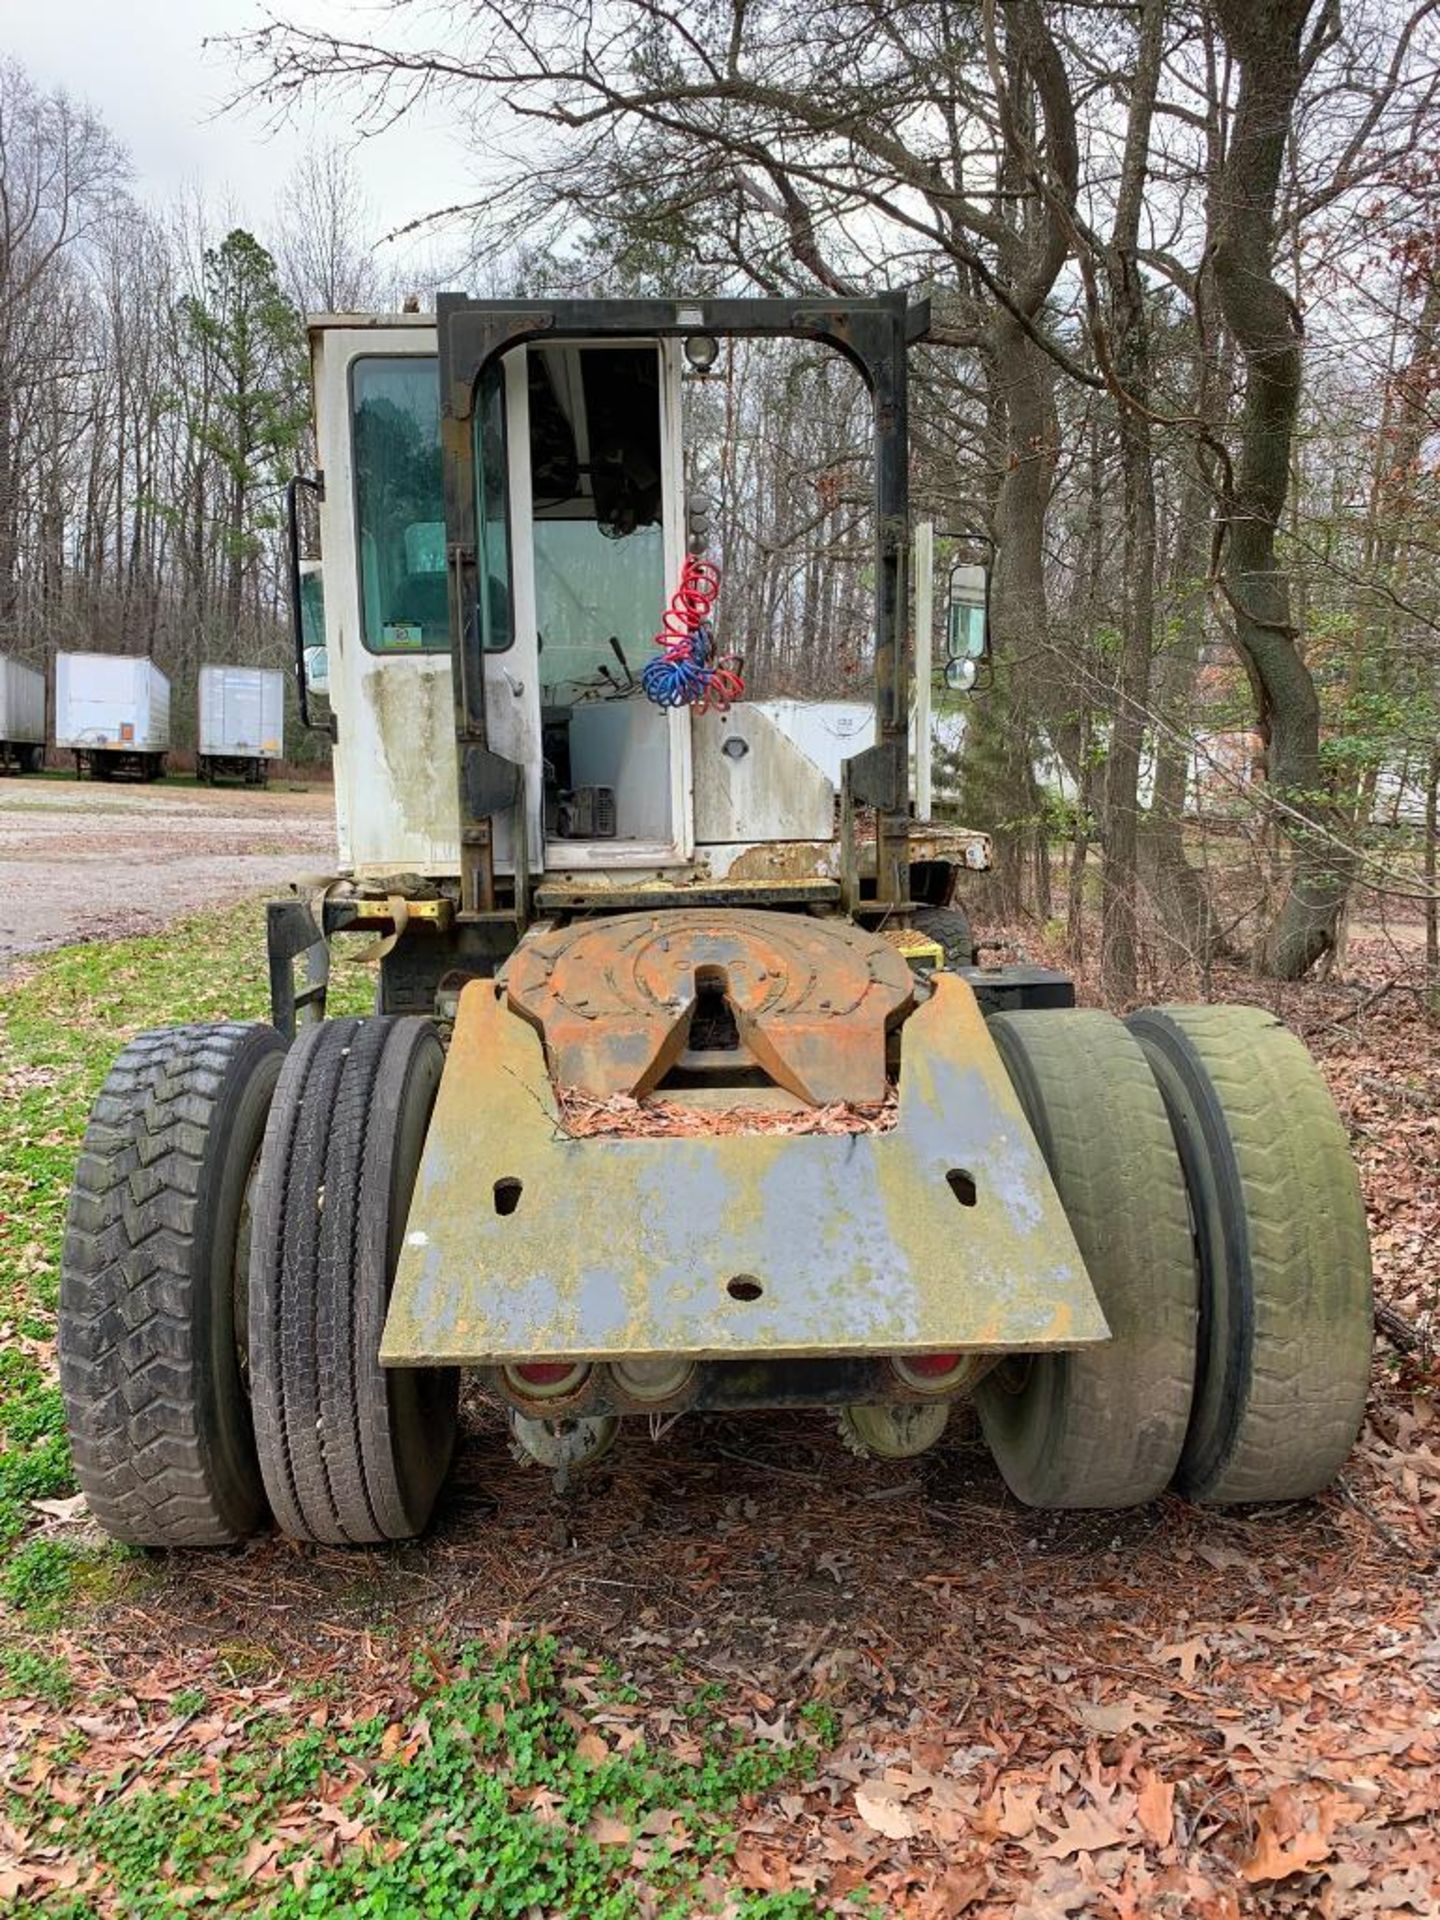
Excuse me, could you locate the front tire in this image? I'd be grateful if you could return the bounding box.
[1127,1005,1372,1503]
[975,1010,1198,1509]
[59,1023,284,1546]
[249,1017,459,1544]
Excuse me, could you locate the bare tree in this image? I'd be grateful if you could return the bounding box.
[277,143,385,312]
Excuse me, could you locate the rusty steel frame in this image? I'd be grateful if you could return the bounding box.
[381,971,1107,1370]
[434,293,924,919]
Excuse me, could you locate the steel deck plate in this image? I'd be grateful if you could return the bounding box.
[381,973,1109,1367]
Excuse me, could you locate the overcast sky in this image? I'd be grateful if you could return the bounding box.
[6,0,475,265]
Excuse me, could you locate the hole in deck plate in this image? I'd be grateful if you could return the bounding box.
[493,1177,523,1217]
[727,1274,763,1302]
[946,1168,978,1208]
[690,965,741,1051]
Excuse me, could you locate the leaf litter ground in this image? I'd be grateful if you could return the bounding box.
[0,904,1437,1917]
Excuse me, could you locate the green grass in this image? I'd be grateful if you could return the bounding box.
[0,900,370,1567]
[0,909,847,1916]
[10,1633,834,1918]
[0,1644,74,1708]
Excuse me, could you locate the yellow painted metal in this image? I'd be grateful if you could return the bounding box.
[888,930,945,969]
[342,896,454,929]
[382,971,1108,1367]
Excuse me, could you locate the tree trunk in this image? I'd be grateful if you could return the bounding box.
[0,382,17,634]
[975,319,1059,917]
[1144,445,1226,969]
[1098,0,1164,1004]
[1211,0,1349,978]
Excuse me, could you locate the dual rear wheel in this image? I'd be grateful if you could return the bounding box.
[58,995,1373,1546]
[977,1005,1372,1509]
[59,1016,455,1547]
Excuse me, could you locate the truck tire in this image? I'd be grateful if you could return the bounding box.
[59,1023,284,1546]
[975,1010,1197,1508]
[912,905,974,969]
[249,1016,458,1544]
[1127,1005,1372,1503]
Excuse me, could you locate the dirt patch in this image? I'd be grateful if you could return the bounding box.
[0,776,338,968]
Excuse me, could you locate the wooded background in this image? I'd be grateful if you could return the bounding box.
[4,0,1440,1000]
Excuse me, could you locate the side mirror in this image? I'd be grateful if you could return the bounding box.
[299,565,330,698]
[944,561,990,694]
[287,474,332,736]
[302,644,330,699]
[299,563,325,649]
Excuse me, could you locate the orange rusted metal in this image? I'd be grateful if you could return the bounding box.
[504,909,914,1105]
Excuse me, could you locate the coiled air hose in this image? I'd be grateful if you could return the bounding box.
[641,556,745,712]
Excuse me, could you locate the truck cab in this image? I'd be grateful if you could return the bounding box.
[283,296,991,1018]
[63,293,1373,1553]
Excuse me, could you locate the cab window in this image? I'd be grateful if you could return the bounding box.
[352,356,449,653]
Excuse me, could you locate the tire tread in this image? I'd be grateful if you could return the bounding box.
[59,1023,281,1546]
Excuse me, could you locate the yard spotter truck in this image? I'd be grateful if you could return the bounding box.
[58,295,1373,1549]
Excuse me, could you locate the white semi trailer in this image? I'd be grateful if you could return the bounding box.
[197,664,285,786]
[0,658,46,773]
[54,651,170,781]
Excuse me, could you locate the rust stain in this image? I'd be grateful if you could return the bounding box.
[723,842,836,882]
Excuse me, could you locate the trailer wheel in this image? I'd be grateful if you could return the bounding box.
[912,905,974,969]
[59,1023,284,1545]
[249,1016,458,1544]
[1127,1005,1371,1503]
[975,1011,1197,1508]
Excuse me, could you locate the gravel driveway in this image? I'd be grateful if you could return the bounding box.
[0,776,339,968]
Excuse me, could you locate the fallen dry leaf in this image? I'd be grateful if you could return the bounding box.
[854,1786,916,1840]
[1241,1788,1341,1883]
[29,1494,88,1523]
[992,1782,1044,1840]
[1137,1769,1175,1848]
[916,1859,989,1917]
[1157,1636,1211,1683]
[1037,1800,1134,1859]
[587,1813,633,1846]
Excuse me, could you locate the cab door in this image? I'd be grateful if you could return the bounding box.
[311,320,460,879]
[472,337,693,874]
